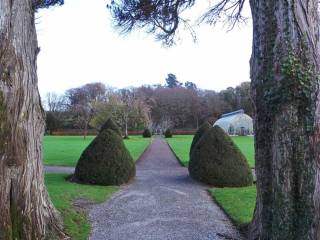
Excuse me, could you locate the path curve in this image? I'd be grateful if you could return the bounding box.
[89,137,242,240]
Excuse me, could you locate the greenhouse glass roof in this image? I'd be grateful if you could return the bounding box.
[214,109,253,135]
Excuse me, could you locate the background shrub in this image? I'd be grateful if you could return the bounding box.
[188,126,253,187]
[164,129,173,138]
[142,128,152,138]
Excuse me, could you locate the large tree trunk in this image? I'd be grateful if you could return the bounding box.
[249,0,320,239]
[0,0,66,239]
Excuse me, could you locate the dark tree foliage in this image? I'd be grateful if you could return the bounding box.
[108,0,245,45]
[45,111,62,134]
[34,0,64,9]
[166,73,182,88]
[108,0,196,45]
[184,81,197,90]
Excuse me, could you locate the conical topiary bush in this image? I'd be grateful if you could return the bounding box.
[100,118,122,136]
[188,125,253,187]
[74,119,135,185]
[189,121,211,157]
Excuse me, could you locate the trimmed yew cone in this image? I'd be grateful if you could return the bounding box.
[74,119,136,185]
[188,126,253,187]
[189,121,211,157]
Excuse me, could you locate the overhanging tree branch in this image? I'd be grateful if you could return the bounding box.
[34,0,64,10]
[198,0,246,29]
[108,0,246,45]
[108,0,196,45]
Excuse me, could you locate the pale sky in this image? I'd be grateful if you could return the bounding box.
[36,0,252,97]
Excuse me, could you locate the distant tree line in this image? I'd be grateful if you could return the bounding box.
[44,74,253,136]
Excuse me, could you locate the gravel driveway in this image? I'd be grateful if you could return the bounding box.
[89,137,242,240]
[44,165,75,174]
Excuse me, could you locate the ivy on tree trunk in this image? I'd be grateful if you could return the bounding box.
[249,0,320,239]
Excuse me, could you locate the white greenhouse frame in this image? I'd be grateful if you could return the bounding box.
[213,109,254,136]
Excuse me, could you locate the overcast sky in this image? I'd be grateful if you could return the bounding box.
[36,0,252,97]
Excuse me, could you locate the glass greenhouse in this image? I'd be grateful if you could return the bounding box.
[213,109,253,136]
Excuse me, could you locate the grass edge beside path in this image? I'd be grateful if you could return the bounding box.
[208,185,256,227]
[166,135,192,167]
[45,173,118,240]
[166,141,187,167]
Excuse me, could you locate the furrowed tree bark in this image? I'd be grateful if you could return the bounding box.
[0,0,66,239]
[249,0,320,239]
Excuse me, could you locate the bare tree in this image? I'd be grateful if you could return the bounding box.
[44,92,67,134]
[110,89,141,138]
[90,101,113,130]
[65,83,107,139]
[72,103,95,139]
[109,90,131,138]
[154,87,194,128]
[235,82,253,117]
[45,92,62,112]
[160,116,173,132]
[82,82,107,102]
[109,0,320,238]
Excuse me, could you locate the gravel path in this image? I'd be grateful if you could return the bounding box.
[44,165,74,174]
[89,137,242,240]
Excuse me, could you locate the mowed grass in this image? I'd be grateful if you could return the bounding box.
[166,135,192,167]
[166,135,255,167]
[209,186,256,225]
[43,135,151,166]
[231,136,255,168]
[45,173,118,239]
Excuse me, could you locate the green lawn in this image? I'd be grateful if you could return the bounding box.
[43,135,151,166]
[45,173,118,239]
[166,135,255,167]
[209,185,256,225]
[231,136,255,168]
[166,135,192,167]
